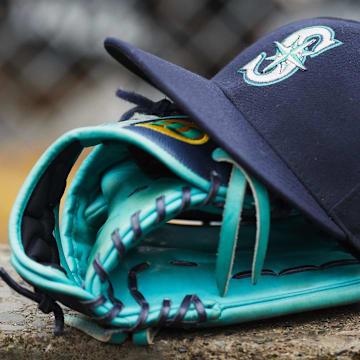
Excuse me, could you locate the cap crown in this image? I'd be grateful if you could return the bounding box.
[214,18,360,245]
[104,17,360,252]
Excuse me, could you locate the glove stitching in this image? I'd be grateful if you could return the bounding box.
[92,255,124,324]
[81,295,107,308]
[155,195,166,224]
[232,259,359,279]
[111,229,126,259]
[199,171,221,207]
[131,211,142,242]
[178,187,191,214]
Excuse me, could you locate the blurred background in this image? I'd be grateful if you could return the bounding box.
[0,0,359,243]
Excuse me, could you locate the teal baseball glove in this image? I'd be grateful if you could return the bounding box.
[2,91,360,345]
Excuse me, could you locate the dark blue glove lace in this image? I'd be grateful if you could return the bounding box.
[116,88,182,121]
[0,267,64,336]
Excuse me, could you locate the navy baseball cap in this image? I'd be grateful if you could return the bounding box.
[105,17,360,255]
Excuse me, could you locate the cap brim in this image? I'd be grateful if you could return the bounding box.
[105,38,344,240]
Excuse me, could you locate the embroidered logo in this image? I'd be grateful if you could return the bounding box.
[238,26,342,86]
[135,119,209,145]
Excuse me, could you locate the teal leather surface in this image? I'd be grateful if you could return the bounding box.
[247,173,270,285]
[7,115,360,344]
[132,329,159,345]
[101,217,360,326]
[8,118,226,324]
[213,148,270,288]
[85,160,212,298]
[214,162,247,297]
[69,145,360,328]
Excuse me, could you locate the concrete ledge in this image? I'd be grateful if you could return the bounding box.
[1,244,360,359]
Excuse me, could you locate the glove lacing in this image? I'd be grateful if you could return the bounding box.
[0,90,221,337]
[90,91,223,332]
[89,170,222,332]
[116,88,182,121]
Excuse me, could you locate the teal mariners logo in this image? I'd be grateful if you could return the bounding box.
[238,26,342,86]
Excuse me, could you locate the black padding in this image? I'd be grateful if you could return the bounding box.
[22,214,57,264]
[21,142,82,266]
[128,145,176,180]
